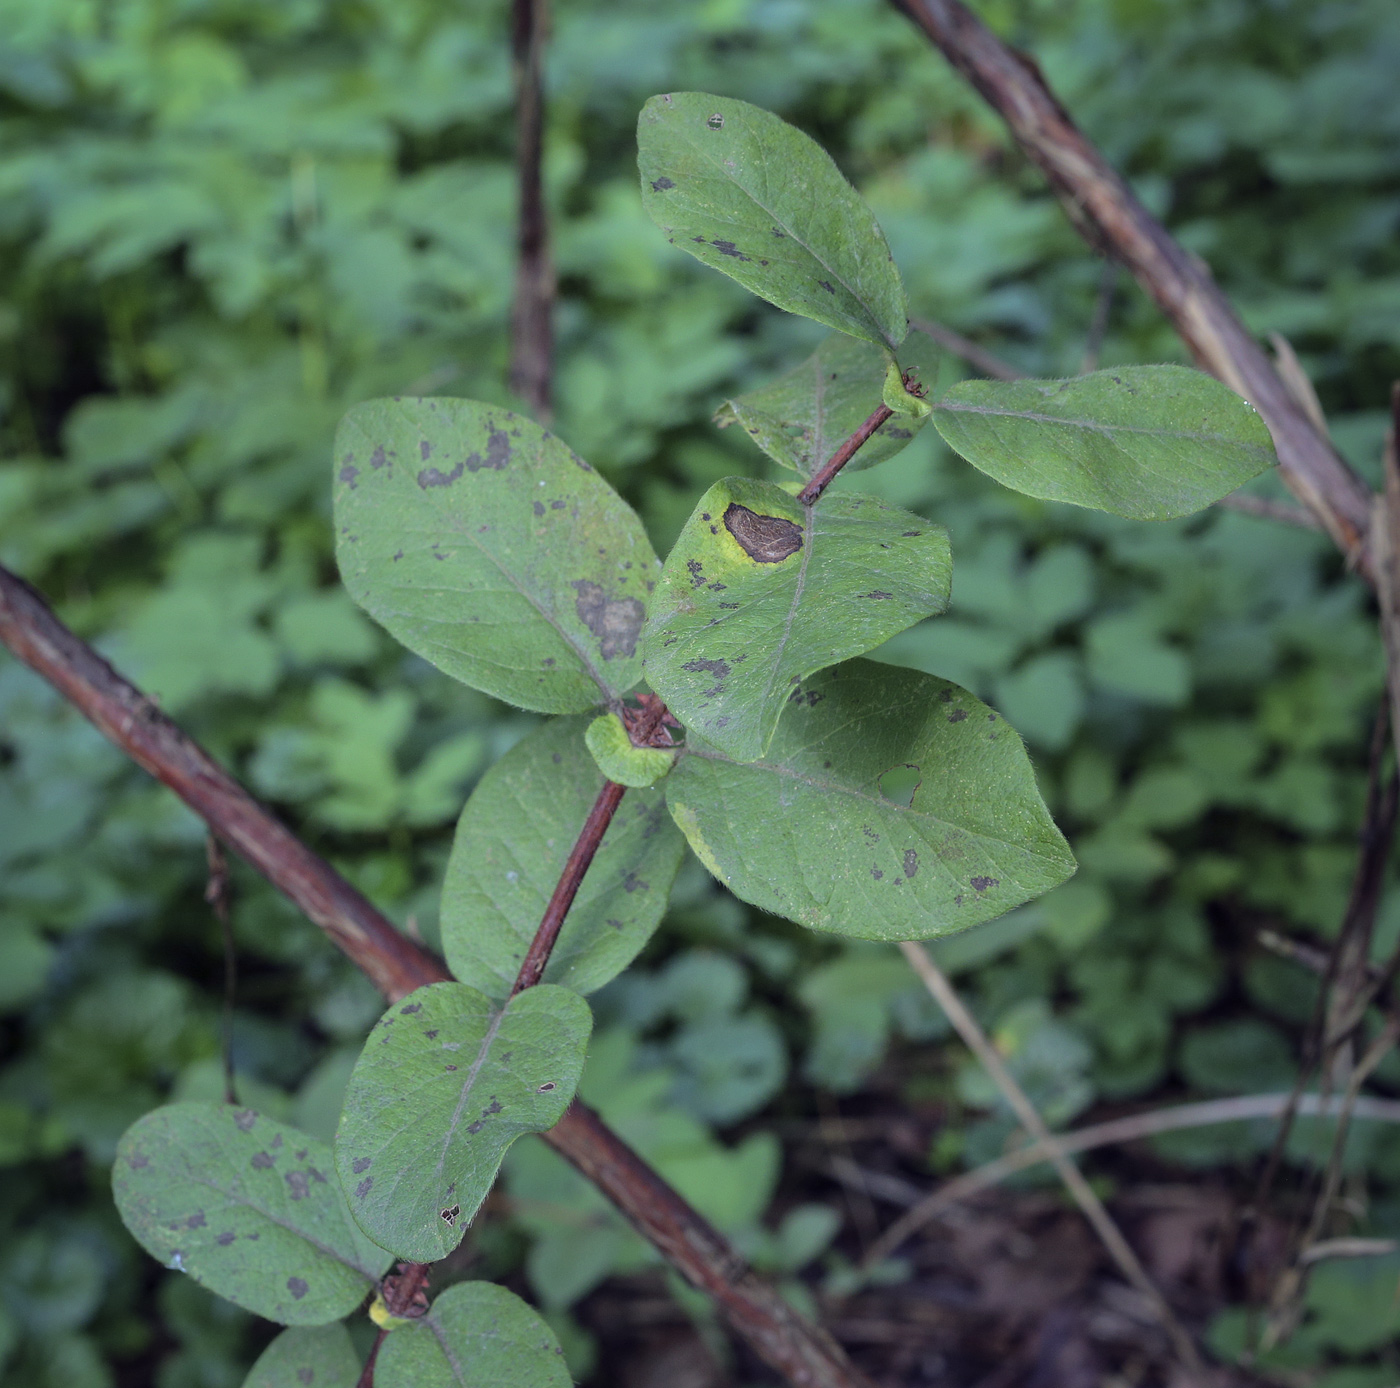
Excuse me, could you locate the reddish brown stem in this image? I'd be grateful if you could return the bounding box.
[356,1328,387,1388]
[510,777,627,995]
[0,563,869,1388]
[797,402,895,506]
[890,0,1375,568]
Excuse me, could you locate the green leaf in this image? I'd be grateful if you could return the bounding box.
[638,93,907,350]
[442,717,684,998]
[644,479,951,762]
[376,1283,570,1388]
[584,712,677,788]
[716,333,938,480]
[334,398,659,713]
[112,1104,391,1326]
[665,660,1075,939]
[243,1325,361,1388]
[334,983,591,1263]
[932,365,1276,519]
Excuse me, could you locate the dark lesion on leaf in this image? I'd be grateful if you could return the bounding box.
[572,580,645,659]
[723,504,802,563]
[650,176,675,191]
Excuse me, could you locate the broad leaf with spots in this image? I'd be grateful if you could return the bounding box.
[932,365,1276,519]
[644,478,952,762]
[717,332,940,480]
[665,660,1075,939]
[244,1325,362,1388]
[334,983,590,1263]
[334,398,659,713]
[113,1105,392,1326]
[377,1283,571,1388]
[638,93,908,350]
[442,716,685,999]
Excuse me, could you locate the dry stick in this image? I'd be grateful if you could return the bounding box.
[509,0,553,420]
[862,1091,1400,1269]
[356,1330,387,1388]
[897,941,1207,1377]
[510,778,627,995]
[908,315,1024,383]
[889,0,1375,568]
[0,564,872,1388]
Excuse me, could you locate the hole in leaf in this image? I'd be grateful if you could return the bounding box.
[537,1082,557,1093]
[878,764,921,808]
[707,113,724,129]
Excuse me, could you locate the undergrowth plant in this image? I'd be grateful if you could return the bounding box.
[109,93,1276,1388]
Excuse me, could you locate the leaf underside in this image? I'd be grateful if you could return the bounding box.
[334,397,659,714]
[719,332,939,479]
[377,1282,571,1388]
[334,983,591,1263]
[442,716,685,999]
[644,478,952,762]
[113,1104,391,1327]
[665,659,1076,940]
[638,92,907,350]
[933,365,1277,519]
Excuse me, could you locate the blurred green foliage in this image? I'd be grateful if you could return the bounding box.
[2,0,1400,1382]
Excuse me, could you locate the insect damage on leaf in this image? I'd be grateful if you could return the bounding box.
[724,504,803,563]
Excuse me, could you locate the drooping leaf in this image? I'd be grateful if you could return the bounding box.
[584,712,677,788]
[716,333,939,479]
[442,717,684,998]
[112,1105,391,1326]
[932,365,1276,519]
[376,1283,570,1388]
[334,398,659,713]
[665,660,1075,939]
[638,93,907,350]
[243,1325,361,1388]
[334,983,590,1263]
[644,479,951,762]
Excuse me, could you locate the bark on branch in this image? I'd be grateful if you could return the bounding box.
[891,0,1375,566]
[0,562,869,1388]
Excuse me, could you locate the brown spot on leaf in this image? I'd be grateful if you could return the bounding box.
[400,1003,421,1014]
[339,463,358,488]
[287,1277,309,1300]
[572,580,644,659]
[650,176,675,191]
[234,1110,257,1131]
[186,1211,206,1229]
[356,1177,373,1199]
[251,1152,274,1169]
[623,872,648,893]
[861,591,893,600]
[370,446,388,470]
[971,876,999,892]
[418,459,464,488]
[297,1371,313,1386]
[948,708,968,723]
[216,1231,236,1247]
[904,850,919,879]
[817,280,835,294]
[682,657,730,681]
[128,1151,149,1169]
[285,1171,310,1200]
[711,240,749,260]
[724,504,802,563]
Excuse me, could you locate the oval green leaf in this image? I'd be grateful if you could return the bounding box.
[113,1104,391,1327]
[716,333,939,479]
[638,93,907,350]
[665,659,1075,939]
[244,1325,361,1388]
[644,479,951,762]
[376,1282,570,1388]
[442,717,684,998]
[334,983,591,1264]
[932,365,1276,519]
[334,398,659,713]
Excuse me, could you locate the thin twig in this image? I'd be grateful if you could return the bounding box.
[356,1329,387,1388]
[1080,260,1117,374]
[0,562,871,1388]
[511,778,627,995]
[896,941,1206,1376]
[797,401,895,505]
[908,316,1024,382]
[862,1090,1400,1266]
[205,834,238,1105]
[889,0,1375,568]
[509,0,553,419]
[1217,493,1322,531]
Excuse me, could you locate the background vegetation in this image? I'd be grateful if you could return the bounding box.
[2,0,1400,1383]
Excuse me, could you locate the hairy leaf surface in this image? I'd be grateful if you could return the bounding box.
[638,93,907,349]
[376,1282,571,1388]
[933,365,1275,519]
[113,1105,391,1326]
[334,398,658,712]
[717,333,939,479]
[244,1325,361,1388]
[665,660,1075,938]
[644,479,951,762]
[442,717,684,998]
[335,983,590,1263]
